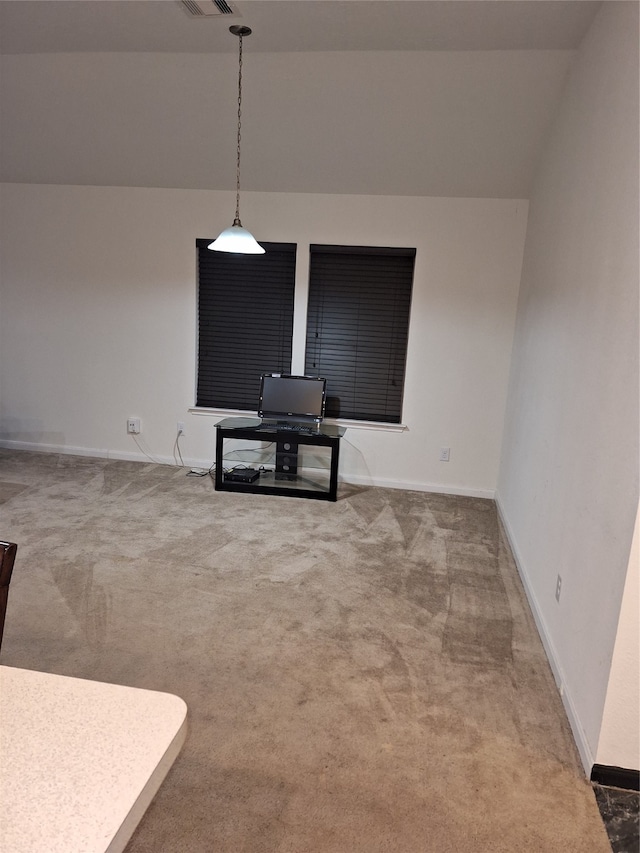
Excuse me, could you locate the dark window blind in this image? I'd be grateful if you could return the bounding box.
[305,245,415,423]
[196,240,296,410]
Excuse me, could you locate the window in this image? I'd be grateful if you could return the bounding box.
[196,240,296,410]
[195,240,415,425]
[305,245,415,423]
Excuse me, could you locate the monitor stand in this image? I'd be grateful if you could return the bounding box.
[214,417,345,501]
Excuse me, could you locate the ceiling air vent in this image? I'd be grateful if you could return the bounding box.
[180,0,239,17]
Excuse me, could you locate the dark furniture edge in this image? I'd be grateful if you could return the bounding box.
[591,764,640,791]
[0,541,17,586]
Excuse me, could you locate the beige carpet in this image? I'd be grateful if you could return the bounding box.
[0,449,611,852]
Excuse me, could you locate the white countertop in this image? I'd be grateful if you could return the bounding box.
[0,665,188,853]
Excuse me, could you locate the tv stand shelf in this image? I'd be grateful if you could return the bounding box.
[215,417,345,501]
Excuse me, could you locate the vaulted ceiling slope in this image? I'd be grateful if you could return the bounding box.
[0,1,601,54]
[0,1,605,198]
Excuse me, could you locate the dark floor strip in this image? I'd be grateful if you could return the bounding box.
[593,784,640,853]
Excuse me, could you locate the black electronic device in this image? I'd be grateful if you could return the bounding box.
[224,468,260,484]
[258,374,326,424]
[254,422,315,434]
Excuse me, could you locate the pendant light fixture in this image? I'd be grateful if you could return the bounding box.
[209,25,264,254]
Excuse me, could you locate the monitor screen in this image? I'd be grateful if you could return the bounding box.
[258,374,327,423]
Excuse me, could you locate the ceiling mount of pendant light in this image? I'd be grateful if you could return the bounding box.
[209,25,265,254]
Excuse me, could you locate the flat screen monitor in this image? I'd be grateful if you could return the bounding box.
[258,374,327,424]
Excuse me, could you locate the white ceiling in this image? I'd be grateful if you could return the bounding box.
[0,1,602,55]
[0,1,607,198]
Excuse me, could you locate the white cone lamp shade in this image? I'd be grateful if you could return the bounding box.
[209,26,265,256]
[208,222,265,254]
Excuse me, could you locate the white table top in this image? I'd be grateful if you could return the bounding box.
[0,665,188,853]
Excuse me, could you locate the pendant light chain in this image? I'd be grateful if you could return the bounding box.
[234,31,243,226]
[208,25,264,254]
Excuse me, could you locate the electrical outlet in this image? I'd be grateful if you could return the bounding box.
[177,421,185,436]
[555,574,562,603]
[127,418,141,435]
[439,446,450,462]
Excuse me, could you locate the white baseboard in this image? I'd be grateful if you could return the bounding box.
[0,439,214,471]
[0,440,495,500]
[341,472,495,499]
[495,492,594,775]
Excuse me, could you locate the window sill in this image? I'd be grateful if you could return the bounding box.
[326,418,407,433]
[190,407,254,420]
[188,408,408,433]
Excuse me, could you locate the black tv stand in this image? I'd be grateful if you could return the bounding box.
[215,417,345,501]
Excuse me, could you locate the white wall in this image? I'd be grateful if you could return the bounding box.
[0,184,527,497]
[497,2,639,772]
